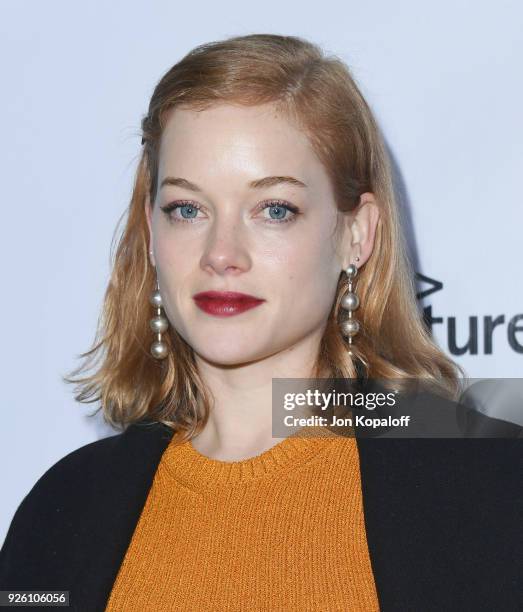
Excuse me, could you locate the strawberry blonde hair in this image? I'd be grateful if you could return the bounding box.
[64,34,464,441]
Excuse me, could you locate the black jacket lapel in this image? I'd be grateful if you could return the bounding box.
[355,436,522,611]
[0,420,174,612]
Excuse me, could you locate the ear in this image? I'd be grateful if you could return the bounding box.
[144,191,156,268]
[339,192,380,270]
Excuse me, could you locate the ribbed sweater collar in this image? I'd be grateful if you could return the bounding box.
[160,425,340,490]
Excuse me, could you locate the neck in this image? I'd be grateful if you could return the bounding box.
[191,333,323,461]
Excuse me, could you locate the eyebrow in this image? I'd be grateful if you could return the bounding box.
[160,175,308,191]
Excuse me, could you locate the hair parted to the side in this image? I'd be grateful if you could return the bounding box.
[63,33,465,443]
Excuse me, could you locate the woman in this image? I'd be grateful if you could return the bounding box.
[0,34,520,611]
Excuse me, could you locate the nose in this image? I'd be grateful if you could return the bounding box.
[199,210,252,276]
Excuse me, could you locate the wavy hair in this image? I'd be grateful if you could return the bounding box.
[64,33,465,442]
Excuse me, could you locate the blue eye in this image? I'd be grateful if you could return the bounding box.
[178,203,198,219]
[266,203,287,220]
[160,201,202,223]
[260,200,300,224]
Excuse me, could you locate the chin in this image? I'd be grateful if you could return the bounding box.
[191,339,271,367]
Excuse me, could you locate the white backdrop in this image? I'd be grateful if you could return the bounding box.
[1,0,522,542]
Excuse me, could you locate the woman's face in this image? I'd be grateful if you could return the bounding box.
[146,102,358,367]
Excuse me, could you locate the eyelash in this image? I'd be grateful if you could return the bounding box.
[159,200,300,225]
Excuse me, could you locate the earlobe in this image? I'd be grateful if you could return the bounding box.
[344,193,380,269]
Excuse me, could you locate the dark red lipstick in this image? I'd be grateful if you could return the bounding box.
[193,291,265,317]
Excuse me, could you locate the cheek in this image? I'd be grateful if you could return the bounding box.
[153,221,200,275]
[152,232,195,327]
[263,232,340,314]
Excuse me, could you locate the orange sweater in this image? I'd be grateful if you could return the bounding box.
[106,426,380,611]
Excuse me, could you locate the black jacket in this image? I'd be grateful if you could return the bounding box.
[0,420,521,611]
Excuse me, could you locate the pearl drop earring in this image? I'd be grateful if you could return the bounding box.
[340,257,360,357]
[149,278,169,360]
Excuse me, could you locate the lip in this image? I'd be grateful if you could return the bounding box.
[192,291,265,317]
